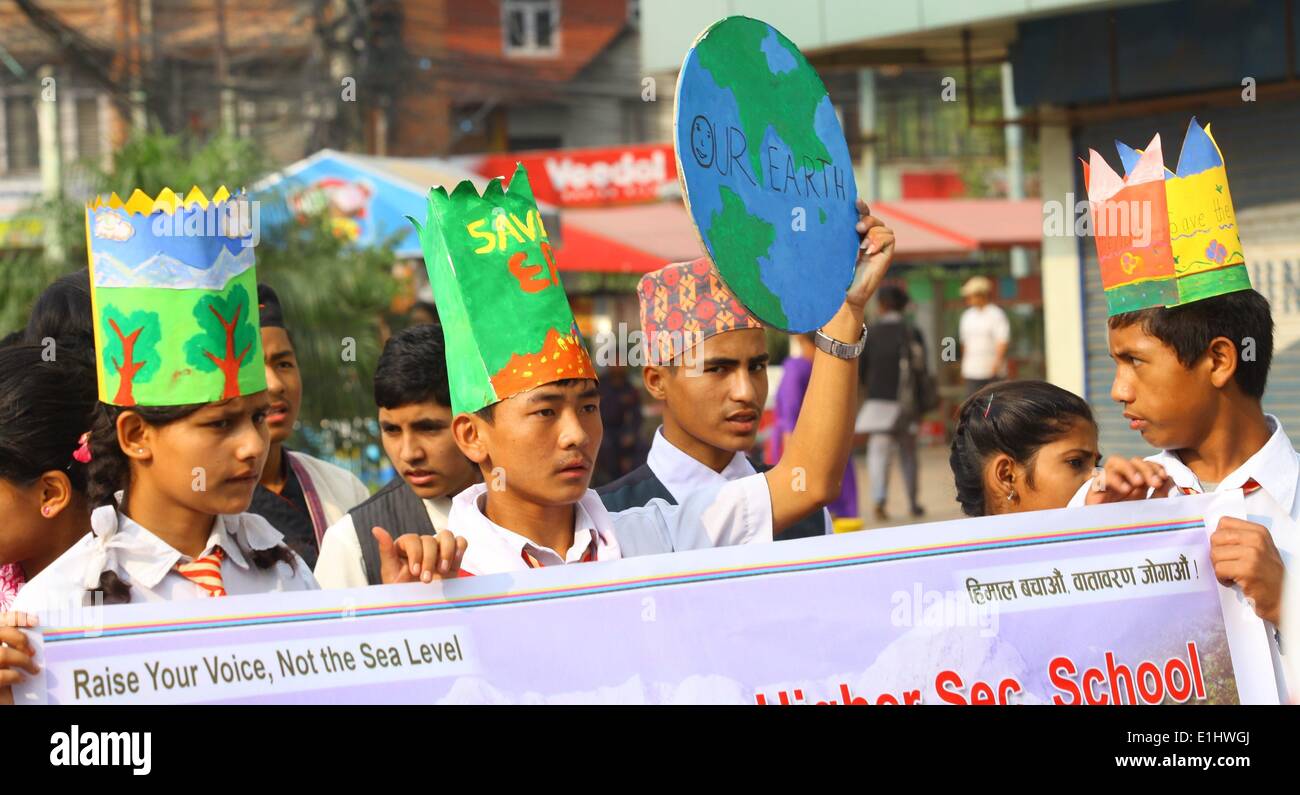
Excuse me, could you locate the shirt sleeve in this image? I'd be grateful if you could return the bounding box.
[11,563,88,623]
[993,307,1011,343]
[313,515,369,590]
[347,474,371,510]
[612,472,774,554]
[287,554,321,591]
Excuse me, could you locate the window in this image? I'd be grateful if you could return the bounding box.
[503,0,560,56]
[4,94,39,173]
[75,96,101,164]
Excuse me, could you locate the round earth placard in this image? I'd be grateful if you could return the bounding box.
[674,16,859,333]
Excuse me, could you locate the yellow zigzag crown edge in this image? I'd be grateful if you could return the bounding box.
[86,186,239,216]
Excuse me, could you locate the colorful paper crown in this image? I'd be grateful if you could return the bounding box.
[1082,117,1251,316]
[86,186,266,406]
[639,257,764,364]
[411,164,596,415]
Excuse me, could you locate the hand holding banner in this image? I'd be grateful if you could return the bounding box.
[13,493,1277,705]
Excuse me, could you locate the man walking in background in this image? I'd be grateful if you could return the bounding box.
[958,275,1010,397]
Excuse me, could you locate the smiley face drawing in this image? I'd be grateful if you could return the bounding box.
[690,115,715,168]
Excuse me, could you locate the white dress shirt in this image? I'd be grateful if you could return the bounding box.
[647,426,758,502]
[1068,414,1299,701]
[13,506,318,620]
[646,427,832,535]
[313,496,453,589]
[286,450,372,531]
[958,303,1010,380]
[451,472,773,576]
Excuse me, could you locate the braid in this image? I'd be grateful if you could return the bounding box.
[86,402,206,509]
[86,404,130,509]
[87,569,132,606]
[949,401,989,517]
[247,544,299,573]
[83,400,207,603]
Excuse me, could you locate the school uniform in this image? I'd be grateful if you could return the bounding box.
[314,477,454,589]
[1074,118,1295,698]
[599,427,830,539]
[51,188,316,618]
[453,473,772,576]
[1148,415,1297,702]
[248,448,371,569]
[1069,414,1299,701]
[12,506,317,619]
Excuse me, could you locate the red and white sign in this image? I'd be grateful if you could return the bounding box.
[460,143,677,208]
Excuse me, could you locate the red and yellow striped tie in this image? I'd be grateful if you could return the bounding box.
[520,537,599,569]
[1179,478,1262,496]
[176,547,227,597]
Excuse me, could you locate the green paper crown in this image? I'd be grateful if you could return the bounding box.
[410,164,596,415]
[86,187,266,407]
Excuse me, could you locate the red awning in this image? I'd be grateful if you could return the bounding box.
[870,199,1044,260]
[556,204,703,273]
[551,198,1043,273]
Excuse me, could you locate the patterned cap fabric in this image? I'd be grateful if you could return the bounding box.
[638,257,764,364]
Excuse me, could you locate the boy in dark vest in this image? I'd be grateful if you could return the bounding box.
[597,258,830,539]
[314,324,479,587]
[248,284,371,567]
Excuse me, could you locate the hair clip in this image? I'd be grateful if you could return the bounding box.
[73,432,92,464]
[983,396,994,418]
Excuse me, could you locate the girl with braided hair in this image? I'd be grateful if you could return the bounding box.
[949,380,1171,517]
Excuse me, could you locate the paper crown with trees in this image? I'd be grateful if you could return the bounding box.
[85,186,266,406]
[1082,117,1251,316]
[410,164,596,416]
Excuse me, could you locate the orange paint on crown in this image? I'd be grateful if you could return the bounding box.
[489,327,595,399]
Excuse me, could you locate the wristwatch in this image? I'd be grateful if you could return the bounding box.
[814,324,867,359]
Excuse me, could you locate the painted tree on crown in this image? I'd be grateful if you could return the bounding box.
[101,306,162,406]
[184,283,257,400]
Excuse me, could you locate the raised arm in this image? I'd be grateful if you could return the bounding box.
[765,199,894,531]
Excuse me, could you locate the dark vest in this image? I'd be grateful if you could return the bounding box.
[597,462,828,541]
[349,476,437,585]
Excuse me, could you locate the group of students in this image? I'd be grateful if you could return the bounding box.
[1,121,1297,703]
[0,181,890,702]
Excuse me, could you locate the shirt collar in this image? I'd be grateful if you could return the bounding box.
[422,495,453,528]
[450,483,617,574]
[646,426,756,503]
[88,507,288,589]
[1148,414,1299,510]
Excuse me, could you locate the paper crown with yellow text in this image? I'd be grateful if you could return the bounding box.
[1082,118,1251,316]
[85,186,266,406]
[409,164,596,416]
